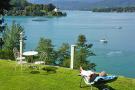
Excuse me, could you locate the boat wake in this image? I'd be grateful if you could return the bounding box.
[107,51,123,56]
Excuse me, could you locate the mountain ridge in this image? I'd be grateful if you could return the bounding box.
[27,0,135,10]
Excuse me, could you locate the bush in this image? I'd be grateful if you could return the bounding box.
[28,65,39,70]
[30,70,40,74]
[62,59,70,68]
[42,66,58,73]
[0,50,14,60]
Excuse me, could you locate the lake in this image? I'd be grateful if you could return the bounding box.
[6,11,135,78]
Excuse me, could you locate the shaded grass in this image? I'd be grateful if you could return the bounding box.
[0,60,135,90]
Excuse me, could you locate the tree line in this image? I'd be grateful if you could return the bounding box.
[92,6,135,12]
[7,0,66,16]
[0,0,94,70]
[36,34,96,70]
[0,22,96,70]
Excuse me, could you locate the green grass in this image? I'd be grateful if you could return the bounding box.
[0,60,135,90]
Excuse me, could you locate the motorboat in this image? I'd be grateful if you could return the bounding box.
[100,38,108,43]
[117,26,122,29]
[114,26,122,29]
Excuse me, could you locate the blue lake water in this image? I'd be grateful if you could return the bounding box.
[5,11,135,78]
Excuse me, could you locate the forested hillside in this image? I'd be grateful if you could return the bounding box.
[27,0,135,10]
[7,0,66,16]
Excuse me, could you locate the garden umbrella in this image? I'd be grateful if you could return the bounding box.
[23,51,38,63]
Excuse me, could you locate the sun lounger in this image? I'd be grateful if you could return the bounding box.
[79,74,118,90]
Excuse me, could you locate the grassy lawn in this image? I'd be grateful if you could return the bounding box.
[0,60,135,90]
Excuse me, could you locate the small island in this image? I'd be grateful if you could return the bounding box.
[7,0,66,16]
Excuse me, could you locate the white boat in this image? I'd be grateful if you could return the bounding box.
[100,39,108,43]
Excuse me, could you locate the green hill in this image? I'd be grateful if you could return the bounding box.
[0,60,135,90]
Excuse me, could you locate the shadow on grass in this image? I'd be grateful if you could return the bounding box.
[80,79,115,90]
[41,66,58,75]
[81,84,115,90]
[40,71,57,75]
[30,70,40,74]
[95,84,115,90]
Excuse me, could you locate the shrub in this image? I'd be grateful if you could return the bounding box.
[28,65,39,70]
[0,50,14,60]
[30,71,40,74]
[42,66,58,73]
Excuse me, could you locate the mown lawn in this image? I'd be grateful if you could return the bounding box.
[0,60,135,90]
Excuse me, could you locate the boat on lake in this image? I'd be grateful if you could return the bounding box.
[117,26,122,29]
[100,38,108,43]
[114,26,122,29]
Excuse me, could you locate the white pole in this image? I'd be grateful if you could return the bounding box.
[20,32,23,65]
[70,45,76,69]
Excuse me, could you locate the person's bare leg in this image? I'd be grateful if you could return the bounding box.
[80,66,83,73]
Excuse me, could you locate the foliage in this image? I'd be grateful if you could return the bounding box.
[50,11,67,16]
[2,22,26,59]
[10,0,30,9]
[36,35,95,69]
[30,70,40,74]
[62,58,70,68]
[0,0,12,15]
[0,0,12,50]
[92,6,135,12]
[44,3,56,12]
[36,37,56,65]
[28,65,39,70]
[74,34,96,70]
[0,15,5,49]
[7,0,66,16]
[3,22,26,50]
[0,49,14,59]
[57,43,70,67]
[42,66,58,73]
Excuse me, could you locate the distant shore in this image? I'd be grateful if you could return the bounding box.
[92,7,135,13]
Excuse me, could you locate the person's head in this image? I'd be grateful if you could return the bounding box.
[99,71,107,77]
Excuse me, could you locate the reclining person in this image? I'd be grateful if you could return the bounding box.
[80,67,107,82]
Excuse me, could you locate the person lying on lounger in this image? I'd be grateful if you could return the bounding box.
[80,67,107,82]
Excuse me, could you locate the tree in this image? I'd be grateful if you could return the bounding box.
[0,22,26,59]
[36,37,56,65]
[45,3,56,12]
[57,43,70,67]
[74,34,96,70]
[10,0,30,9]
[0,0,12,50]
[3,22,26,51]
[0,0,11,15]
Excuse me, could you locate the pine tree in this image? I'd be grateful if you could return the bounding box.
[75,34,96,70]
[36,37,56,65]
[57,43,70,67]
[3,22,26,51]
